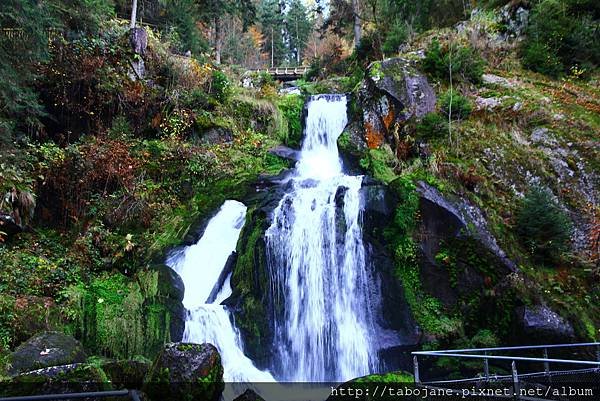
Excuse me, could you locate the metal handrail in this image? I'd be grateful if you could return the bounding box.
[413,342,600,355]
[411,341,600,394]
[413,352,600,366]
[0,389,141,401]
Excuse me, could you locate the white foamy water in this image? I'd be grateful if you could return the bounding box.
[266,94,379,382]
[166,200,274,384]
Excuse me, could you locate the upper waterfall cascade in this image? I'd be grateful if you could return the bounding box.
[166,200,274,383]
[266,94,379,382]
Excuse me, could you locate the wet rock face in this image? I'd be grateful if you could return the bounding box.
[145,342,224,401]
[515,306,575,343]
[8,332,87,376]
[148,264,186,344]
[359,181,420,367]
[358,58,436,150]
[416,181,517,274]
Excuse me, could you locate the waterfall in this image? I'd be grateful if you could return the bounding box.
[166,200,274,383]
[266,94,379,382]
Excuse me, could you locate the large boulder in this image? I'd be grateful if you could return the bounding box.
[358,58,436,149]
[268,145,300,162]
[8,332,87,376]
[144,342,224,401]
[5,363,111,396]
[101,358,151,389]
[515,306,575,344]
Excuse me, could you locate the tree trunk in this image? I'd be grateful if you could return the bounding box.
[129,0,138,29]
[215,16,222,64]
[352,0,361,49]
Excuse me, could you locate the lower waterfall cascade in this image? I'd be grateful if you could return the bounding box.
[166,200,274,383]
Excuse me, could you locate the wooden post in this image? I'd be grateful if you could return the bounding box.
[512,361,520,400]
[413,356,420,384]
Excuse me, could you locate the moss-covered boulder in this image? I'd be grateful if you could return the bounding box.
[144,342,224,401]
[3,363,111,397]
[8,332,87,376]
[100,358,152,389]
[64,266,185,361]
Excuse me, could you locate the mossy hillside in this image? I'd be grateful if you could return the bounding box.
[345,9,600,343]
[61,269,173,360]
[0,18,307,372]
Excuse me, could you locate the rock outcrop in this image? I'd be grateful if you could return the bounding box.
[145,342,224,401]
[515,305,575,343]
[8,332,87,376]
[358,58,436,150]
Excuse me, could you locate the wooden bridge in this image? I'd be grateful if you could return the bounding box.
[245,66,309,81]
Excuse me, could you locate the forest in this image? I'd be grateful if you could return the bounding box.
[0,0,599,400]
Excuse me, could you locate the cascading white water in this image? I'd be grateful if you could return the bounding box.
[266,94,379,382]
[166,200,274,383]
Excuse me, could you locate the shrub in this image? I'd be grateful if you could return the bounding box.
[522,0,599,77]
[211,70,232,103]
[416,112,448,140]
[440,90,472,120]
[422,38,485,84]
[522,42,564,78]
[277,94,304,147]
[382,21,408,55]
[515,186,572,263]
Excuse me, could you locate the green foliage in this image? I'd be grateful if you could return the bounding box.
[211,70,232,103]
[522,42,564,78]
[354,371,414,383]
[416,112,449,140]
[286,0,313,65]
[422,38,485,84]
[277,94,304,147]
[522,0,599,77]
[257,0,287,65]
[359,147,397,183]
[382,21,408,55]
[164,0,207,55]
[440,90,472,120]
[515,186,572,263]
[65,270,171,359]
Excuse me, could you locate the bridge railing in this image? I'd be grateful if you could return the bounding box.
[244,66,309,76]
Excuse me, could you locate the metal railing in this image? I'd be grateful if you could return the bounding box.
[412,342,600,400]
[0,389,141,401]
